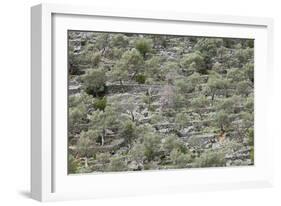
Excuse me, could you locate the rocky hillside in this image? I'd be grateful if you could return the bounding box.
[68,31,254,173]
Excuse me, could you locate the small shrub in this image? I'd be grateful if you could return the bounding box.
[94,97,107,111]
[119,120,137,144]
[68,154,80,174]
[180,51,206,74]
[90,52,101,67]
[108,156,126,171]
[135,74,147,84]
[194,150,226,167]
[170,149,192,168]
[83,68,107,96]
[135,38,153,58]
[143,132,161,161]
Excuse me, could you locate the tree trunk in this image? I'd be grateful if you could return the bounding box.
[101,128,106,146]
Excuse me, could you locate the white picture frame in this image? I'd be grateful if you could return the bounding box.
[31,3,274,202]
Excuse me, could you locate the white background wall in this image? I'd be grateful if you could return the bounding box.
[0,0,280,205]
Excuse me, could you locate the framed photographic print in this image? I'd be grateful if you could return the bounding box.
[31,3,274,201]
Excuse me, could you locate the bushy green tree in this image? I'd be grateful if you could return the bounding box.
[119,120,137,144]
[88,106,121,146]
[135,38,153,58]
[236,80,252,97]
[180,51,206,74]
[77,130,97,157]
[194,38,223,67]
[83,68,107,96]
[95,33,110,55]
[143,132,161,161]
[194,149,226,167]
[190,95,209,119]
[227,68,246,83]
[69,103,87,135]
[93,97,107,111]
[170,149,192,168]
[206,72,230,101]
[129,142,145,164]
[69,51,82,75]
[215,110,231,130]
[218,95,241,114]
[111,34,128,48]
[234,47,254,67]
[144,56,162,81]
[89,52,101,67]
[175,72,201,94]
[68,154,80,173]
[109,48,144,84]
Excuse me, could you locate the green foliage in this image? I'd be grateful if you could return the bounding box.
[111,34,128,48]
[69,103,87,134]
[69,51,82,75]
[68,154,80,173]
[234,47,254,67]
[194,150,226,167]
[243,63,254,83]
[180,51,206,74]
[248,128,254,146]
[119,120,137,144]
[170,149,192,168]
[108,156,126,171]
[68,32,255,173]
[206,72,230,100]
[194,38,223,67]
[175,72,201,94]
[109,48,144,84]
[143,132,161,161]
[95,33,109,54]
[135,74,147,84]
[175,79,194,94]
[218,95,241,114]
[77,130,96,157]
[135,38,153,58]
[245,96,254,113]
[175,112,189,130]
[227,68,246,83]
[237,81,252,96]
[162,135,182,153]
[94,97,107,111]
[144,56,162,80]
[215,110,230,130]
[83,68,107,96]
[190,96,209,119]
[89,52,101,67]
[129,142,145,163]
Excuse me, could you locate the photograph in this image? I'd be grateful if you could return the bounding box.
[67,31,254,174]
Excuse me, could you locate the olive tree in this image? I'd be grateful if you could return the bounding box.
[194,38,223,68]
[135,38,153,59]
[190,95,209,120]
[143,132,161,161]
[206,73,230,101]
[88,106,120,146]
[180,51,206,74]
[108,48,144,84]
[82,68,107,96]
[111,34,128,48]
[214,110,231,131]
